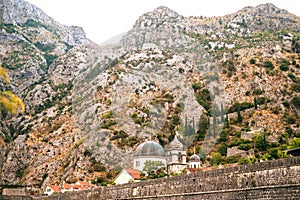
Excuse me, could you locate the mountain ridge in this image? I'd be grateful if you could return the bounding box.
[0,0,299,192]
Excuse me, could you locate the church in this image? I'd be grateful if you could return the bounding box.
[132,135,201,174]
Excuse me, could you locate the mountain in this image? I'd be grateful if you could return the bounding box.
[0,0,300,191]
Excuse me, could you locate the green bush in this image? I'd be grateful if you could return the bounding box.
[291,96,300,109]
[291,83,300,92]
[279,63,289,71]
[210,153,224,166]
[218,142,227,156]
[226,155,241,164]
[93,164,106,172]
[238,143,252,151]
[249,58,256,64]
[253,89,264,95]
[227,102,253,113]
[263,60,274,69]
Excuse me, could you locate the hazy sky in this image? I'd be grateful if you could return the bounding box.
[26,0,300,45]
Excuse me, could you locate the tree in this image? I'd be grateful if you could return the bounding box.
[253,132,268,152]
[196,114,209,141]
[210,153,223,166]
[254,98,258,109]
[0,66,10,83]
[143,161,164,174]
[218,142,227,156]
[221,103,225,122]
[237,109,243,123]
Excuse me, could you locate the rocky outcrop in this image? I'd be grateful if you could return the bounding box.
[0,0,300,190]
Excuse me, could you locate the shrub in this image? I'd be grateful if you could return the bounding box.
[291,83,300,92]
[93,164,106,172]
[218,142,227,156]
[285,114,296,124]
[253,88,264,95]
[279,63,289,71]
[263,60,274,69]
[227,102,253,113]
[249,58,256,64]
[226,155,241,164]
[291,96,300,109]
[253,132,268,152]
[238,143,252,151]
[210,153,224,166]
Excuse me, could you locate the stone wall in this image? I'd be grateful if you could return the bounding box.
[2,157,300,200]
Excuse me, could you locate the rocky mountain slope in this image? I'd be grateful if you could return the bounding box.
[0,0,299,191]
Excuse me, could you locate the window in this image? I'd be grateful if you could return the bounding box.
[136,161,140,167]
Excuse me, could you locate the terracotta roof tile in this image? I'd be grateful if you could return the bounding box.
[63,184,72,189]
[125,168,141,179]
[186,168,198,173]
[49,185,61,193]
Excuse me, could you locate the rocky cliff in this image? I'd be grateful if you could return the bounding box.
[0,0,299,191]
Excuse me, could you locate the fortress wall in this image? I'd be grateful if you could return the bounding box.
[2,157,300,200]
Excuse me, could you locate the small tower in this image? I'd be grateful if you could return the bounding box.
[166,134,186,174]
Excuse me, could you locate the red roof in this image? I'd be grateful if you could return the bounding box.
[77,181,91,186]
[63,184,72,189]
[186,168,198,173]
[72,185,80,190]
[49,185,61,193]
[125,168,141,179]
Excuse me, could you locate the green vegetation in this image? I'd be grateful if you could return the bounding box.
[210,152,224,166]
[0,22,16,33]
[249,58,256,64]
[34,42,56,53]
[227,101,253,113]
[0,68,25,118]
[0,67,10,83]
[195,115,209,141]
[291,96,300,109]
[263,60,274,70]
[143,161,165,174]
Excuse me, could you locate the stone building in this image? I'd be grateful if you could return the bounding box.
[133,141,167,172]
[187,154,201,169]
[165,135,186,174]
[115,168,141,185]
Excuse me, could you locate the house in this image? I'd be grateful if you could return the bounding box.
[61,183,73,193]
[115,168,141,185]
[44,185,61,196]
[74,181,96,190]
[72,184,81,192]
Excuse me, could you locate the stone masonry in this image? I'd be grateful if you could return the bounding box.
[2,157,300,200]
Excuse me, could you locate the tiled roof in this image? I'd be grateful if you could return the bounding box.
[186,168,198,173]
[49,185,61,193]
[77,181,91,186]
[63,183,72,189]
[125,168,141,179]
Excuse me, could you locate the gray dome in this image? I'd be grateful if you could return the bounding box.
[134,141,165,157]
[189,154,200,162]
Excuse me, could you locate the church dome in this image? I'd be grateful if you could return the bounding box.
[134,141,165,157]
[189,154,200,162]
